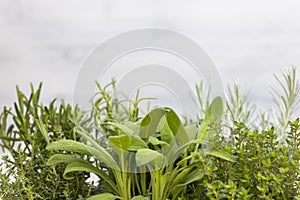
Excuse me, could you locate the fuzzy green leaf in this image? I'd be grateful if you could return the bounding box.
[160,118,174,143]
[149,136,168,146]
[127,135,148,151]
[47,139,118,169]
[64,162,100,179]
[47,154,84,165]
[47,140,92,155]
[63,162,117,194]
[185,124,198,141]
[109,134,131,150]
[171,167,204,189]
[47,154,116,192]
[86,193,120,200]
[131,196,149,200]
[198,96,223,141]
[136,149,164,167]
[165,108,189,145]
[107,122,134,135]
[140,108,166,138]
[206,96,223,122]
[206,148,236,162]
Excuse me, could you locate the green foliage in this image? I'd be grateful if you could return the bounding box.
[200,119,300,199]
[271,67,300,140]
[1,67,300,199]
[0,84,93,199]
[225,82,255,128]
[46,98,234,200]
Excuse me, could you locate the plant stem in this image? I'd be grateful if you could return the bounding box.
[154,162,161,200]
[121,150,130,200]
[141,165,147,196]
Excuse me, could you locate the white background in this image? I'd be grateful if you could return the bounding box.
[0,0,300,112]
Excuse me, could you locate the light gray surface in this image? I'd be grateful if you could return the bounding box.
[0,0,300,113]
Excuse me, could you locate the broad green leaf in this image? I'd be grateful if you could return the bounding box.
[64,162,101,179]
[47,139,118,169]
[177,169,204,187]
[159,118,173,143]
[171,167,204,189]
[165,108,189,145]
[170,168,204,197]
[198,96,223,141]
[47,154,84,165]
[47,154,118,194]
[163,140,179,162]
[127,135,148,151]
[136,149,164,167]
[86,193,120,200]
[171,167,193,187]
[164,139,208,162]
[124,121,141,135]
[140,108,166,138]
[47,140,92,155]
[185,124,198,141]
[63,162,118,193]
[205,148,236,162]
[109,134,131,150]
[107,122,134,135]
[149,136,168,146]
[86,144,119,169]
[206,96,223,122]
[131,196,149,200]
[76,129,120,168]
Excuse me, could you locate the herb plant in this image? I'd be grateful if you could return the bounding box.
[46,96,236,200]
[0,67,299,199]
[0,84,93,199]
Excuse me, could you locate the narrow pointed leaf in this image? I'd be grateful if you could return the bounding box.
[35,118,50,145]
[206,148,236,162]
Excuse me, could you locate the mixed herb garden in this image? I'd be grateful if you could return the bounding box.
[0,68,299,199]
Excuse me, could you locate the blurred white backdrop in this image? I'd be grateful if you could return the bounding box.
[0,0,300,111]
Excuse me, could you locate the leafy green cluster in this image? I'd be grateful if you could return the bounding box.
[46,96,235,200]
[0,68,300,200]
[0,84,93,199]
[197,119,300,199]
